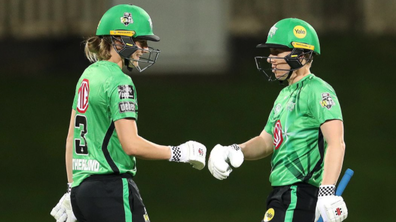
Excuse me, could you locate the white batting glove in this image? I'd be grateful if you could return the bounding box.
[316,185,348,222]
[50,183,77,222]
[208,144,244,180]
[169,140,207,170]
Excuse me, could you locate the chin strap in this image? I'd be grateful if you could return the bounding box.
[279,49,313,83]
[125,59,133,71]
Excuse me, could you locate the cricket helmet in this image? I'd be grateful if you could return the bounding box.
[255,18,320,81]
[257,18,320,54]
[96,4,160,72]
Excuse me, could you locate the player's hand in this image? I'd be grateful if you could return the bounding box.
[50,184,77,222]
[169,141,207,170]
[316,185,348,222]
[208,144,244,180]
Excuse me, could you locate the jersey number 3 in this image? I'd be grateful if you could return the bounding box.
[75,115,88,155]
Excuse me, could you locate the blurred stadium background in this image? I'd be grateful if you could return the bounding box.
[1,0,395,221]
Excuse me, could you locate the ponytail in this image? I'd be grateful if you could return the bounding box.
[84,36,112,62]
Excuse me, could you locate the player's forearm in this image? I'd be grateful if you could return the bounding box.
[121,135,171,160]
[65,110,75,183]
[321,142,345,185]
[65,136,74,183]
[240,135,273,160]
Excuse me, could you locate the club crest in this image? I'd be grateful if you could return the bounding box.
[268,25,278,38]
[121,12,133,26]
[320,93,335,110]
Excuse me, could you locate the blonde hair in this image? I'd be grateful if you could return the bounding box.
[84,36,112,62]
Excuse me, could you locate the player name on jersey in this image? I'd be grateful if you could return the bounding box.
[73,158,100,172]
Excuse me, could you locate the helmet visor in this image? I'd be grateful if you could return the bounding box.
[254,56,291,81]
[127,46,160,72]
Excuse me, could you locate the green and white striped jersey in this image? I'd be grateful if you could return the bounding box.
[264,74,343,187]
[71,61,138,187]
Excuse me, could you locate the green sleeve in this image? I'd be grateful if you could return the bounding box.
[264,103,276,135]
[106,76,138,121]
[309,82,343,125]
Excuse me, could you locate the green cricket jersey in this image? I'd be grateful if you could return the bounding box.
[264,74,343,187]
[71,61,138,187]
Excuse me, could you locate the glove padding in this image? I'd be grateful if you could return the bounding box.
[169,140,207,170]
[208,144,244,180]
[316,185,348,222]
[50,185,77,222]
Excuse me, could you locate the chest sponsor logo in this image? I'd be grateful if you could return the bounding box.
[273,120,283,150]
[286,101,295,111]
[77,79,89,113]
[119,101,136,113]
[263,208,275,221]
[320,92,335,110]
[118,85,134,99]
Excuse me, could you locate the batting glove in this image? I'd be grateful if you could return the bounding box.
[316,185,348,222]
[208,144,244,180]
[169,140,207,170]
[50,183,77,222]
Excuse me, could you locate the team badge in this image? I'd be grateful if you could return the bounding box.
[121,12,133,26]
[118,85,134,99]
[263,208,275,222]
[320,93,335,110]
[77,79,89,113]
[273,120,283,150]
[268,25,278,38]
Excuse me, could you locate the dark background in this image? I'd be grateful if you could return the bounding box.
[1,34,395,222]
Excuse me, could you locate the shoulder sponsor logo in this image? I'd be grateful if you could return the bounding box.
[118,85,134,99]
[273,120,283,150]
[320,92,335,110]
[77,79,89,113]
[119,101,136,113]
[263,208,275,221]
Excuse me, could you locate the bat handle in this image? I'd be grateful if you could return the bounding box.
[317,168,354,222]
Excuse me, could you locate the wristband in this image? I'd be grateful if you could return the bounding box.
[231,144,241,151]
[169,146,181,162]
[318,185,336,197]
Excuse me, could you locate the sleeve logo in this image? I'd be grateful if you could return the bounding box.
[118,85,134,99]
[77,79,89,113]
[273,120,283,150]
[320,93,335,110]
[119,101,136,113]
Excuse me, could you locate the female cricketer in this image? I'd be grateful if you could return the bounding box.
[50,4,206,222]
[208,18,348,222]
